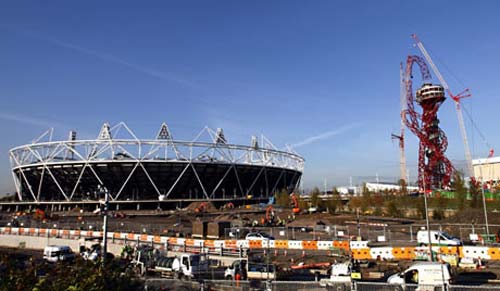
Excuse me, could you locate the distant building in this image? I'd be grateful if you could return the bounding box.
[365,182,418,192]
[473,157,500,182]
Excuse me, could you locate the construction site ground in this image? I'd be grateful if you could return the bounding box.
[1,203,500,284]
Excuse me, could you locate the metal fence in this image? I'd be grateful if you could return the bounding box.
[143,279,500,291]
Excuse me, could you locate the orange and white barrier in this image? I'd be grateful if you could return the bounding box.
[1,227,500,260]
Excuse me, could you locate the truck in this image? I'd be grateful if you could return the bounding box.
[43,245,76,263]
[387,262,452,289]
[225,259,278,280]
[417,230,461,246]
[319,261,383,286]
[153,253,209,280]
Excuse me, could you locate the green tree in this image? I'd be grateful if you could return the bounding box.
[359,183,372,213]
[432,194,446,220]
[415,196,426,219]
[310,187,321,207]
[275,189,290,208]
[398,178,407,195]
[451,171,467,210]
[469,179,481,208]
[385,199,402,217]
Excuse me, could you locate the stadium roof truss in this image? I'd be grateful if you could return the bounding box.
[9,122,304,202]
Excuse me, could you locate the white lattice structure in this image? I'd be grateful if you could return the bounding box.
[9,122,304,203]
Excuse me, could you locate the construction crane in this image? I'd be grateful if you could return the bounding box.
[392,62,407,185]
[411,34,474,178]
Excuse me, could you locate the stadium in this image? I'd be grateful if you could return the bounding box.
[8,122,304,209]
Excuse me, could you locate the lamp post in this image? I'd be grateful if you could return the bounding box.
[99,186,110,265]
[479,167,490,236]
[423,178,433,262]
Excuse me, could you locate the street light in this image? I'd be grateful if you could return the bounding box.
[423,176,433,262]
[98,185,110,265]
[479,167,490,236]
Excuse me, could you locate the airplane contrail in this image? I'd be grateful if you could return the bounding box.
[2,26,196,88]
[291,123,362,148]
[0,113,60,128]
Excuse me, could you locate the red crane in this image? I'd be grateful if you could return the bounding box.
[403,55,454,190]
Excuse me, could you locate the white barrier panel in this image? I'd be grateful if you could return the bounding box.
[350,241,369,249]
[370,247,394,260]
[462,246,491,260]
[236,240,248,248]
[288,240,302,250]
[317,241,333,250]
[193,239,204,247]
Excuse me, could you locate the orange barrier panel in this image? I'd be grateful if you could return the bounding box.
[62,230,70,237]
[153,235,161,243]
[168,237,177,245]
[185,239,195,246]
[274,240,288,249]
[440,246,460,256]
[248,240,262,249]
[113,232,121,239]
[302,241,318,250]
[204,240,215,248]
[392,247,415,260]
[29,228,36,235]
[73,230,80,237]
[127,233,136,240]
[333,240,350,251]
[352,248,371,260]
[488,248,500,260]
[50,229,58,236]
[225,240,237,249]
[19,228,25,235]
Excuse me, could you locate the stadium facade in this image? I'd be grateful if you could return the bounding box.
[8,122,304,207]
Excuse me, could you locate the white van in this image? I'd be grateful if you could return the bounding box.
[417,230,461,246]
[43,245,75,263]
[387,262,452,289]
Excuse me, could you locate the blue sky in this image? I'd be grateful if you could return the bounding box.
[1,1,500,194]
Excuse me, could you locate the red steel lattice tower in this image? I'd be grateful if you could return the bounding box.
[403,55,453,190]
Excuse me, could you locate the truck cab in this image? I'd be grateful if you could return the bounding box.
[172,253,209,280]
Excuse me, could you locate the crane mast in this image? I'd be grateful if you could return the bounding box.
[411,34,474,178]
[392,63,407,185]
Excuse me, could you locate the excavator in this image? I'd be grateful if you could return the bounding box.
[290,192,301,214]
[261,205,276,226]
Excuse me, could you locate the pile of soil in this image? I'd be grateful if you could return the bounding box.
[184,201,217,213]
